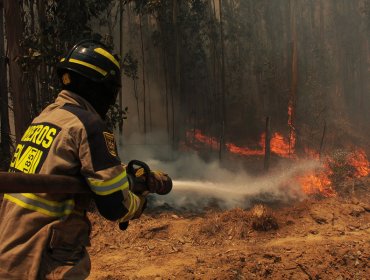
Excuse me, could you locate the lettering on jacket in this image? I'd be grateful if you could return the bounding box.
[9,123,61,174]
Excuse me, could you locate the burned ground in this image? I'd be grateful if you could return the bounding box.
[88,177,370,280]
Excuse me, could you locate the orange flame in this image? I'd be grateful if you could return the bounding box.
[297,162,336,197]
[226,143,264,156]
[186,129,369,198]
[260,132,296,158]
[347,149,370,177]
[188,129,219,150]
[297,172,336,197]
[188,129,296,158]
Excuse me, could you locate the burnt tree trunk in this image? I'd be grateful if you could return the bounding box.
[119,0,124,133]
[0,0,11,169]
[162,46,170,140]
[4,0,30,141]
[37,0,48,108]
[139,14,147,137]
[288,0,297,157]
[173,0,181,149]
[218,0,226,160]
[264,117,271,171]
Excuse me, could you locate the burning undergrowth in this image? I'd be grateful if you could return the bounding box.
[181,129,369,200]
[148,155,328,211]
[121,129,369,212]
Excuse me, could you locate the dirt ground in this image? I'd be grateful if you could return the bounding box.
[88,178,370,280]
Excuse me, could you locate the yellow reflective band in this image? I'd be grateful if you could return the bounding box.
[88,170,127,187]
[91,181,128,196]
[128,191,139,215]
[21,193,73,207]
[119,191,138,223]
[69,58,107,76]
[119,211,131,223]
[94,48,120,68]
[4,194,74,217]
[128,192,135,214]
[60,58,66,62]
[87,171,129,196]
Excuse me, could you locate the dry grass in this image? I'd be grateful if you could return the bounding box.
[199,208,251,239]
[251,204,279,231]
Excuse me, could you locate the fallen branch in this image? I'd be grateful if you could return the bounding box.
[297,263,313,280]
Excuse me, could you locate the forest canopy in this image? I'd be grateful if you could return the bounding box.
[1,0,369,169]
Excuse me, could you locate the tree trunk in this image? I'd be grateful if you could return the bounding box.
[172,0,181,149]
[139,14,147,138]
[264,117,271,171]
[288,0,297,156]
[119,0,124,134]
[218,0,226,160]
[0,0,11,169]
[37,0,48,108]
[4,0,30,141]
[162,46,170,140]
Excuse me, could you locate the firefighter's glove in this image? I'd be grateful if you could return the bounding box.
[147,171,172,195]
[118,193,147,231]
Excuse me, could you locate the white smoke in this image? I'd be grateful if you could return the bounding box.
[148,155,320,210]
[119,133,323,210]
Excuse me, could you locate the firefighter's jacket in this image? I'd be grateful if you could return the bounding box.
[0,90,141,279]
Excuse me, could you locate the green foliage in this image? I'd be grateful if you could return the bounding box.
[122,50,139,80]
[19,0,133,129]
[106,104,129,131]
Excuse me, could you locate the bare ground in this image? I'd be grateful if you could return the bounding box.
[88,178,370,280]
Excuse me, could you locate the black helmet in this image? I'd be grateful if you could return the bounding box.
[57,40,121,87]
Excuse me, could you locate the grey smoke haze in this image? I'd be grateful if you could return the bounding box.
[119,132,323,210]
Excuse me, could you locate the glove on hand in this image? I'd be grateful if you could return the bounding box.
[118,193,147,231]
[147,171,172,195]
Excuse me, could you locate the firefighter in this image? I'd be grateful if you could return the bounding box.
[0,40,167,279]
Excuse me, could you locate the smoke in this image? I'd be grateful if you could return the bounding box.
[150,156,320,210]
[119,133,323,211]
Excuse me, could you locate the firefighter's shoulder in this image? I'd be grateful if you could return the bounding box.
[60,103,120,171]
[60,103,106,133]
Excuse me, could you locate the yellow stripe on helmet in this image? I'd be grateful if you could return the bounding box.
[94,48,120,69]
[69,58,107,76]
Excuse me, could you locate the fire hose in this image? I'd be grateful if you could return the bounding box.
[0,172,89,194]
[0,160,172,195]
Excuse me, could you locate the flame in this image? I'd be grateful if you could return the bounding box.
[347,149,370,177]
[297,171,336,197]
[260,132,296,158]
[188,129,296,158]
[226,143,264,156]
[186,129,369,198]
[188,129,219,150]
[227,132,295,157]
